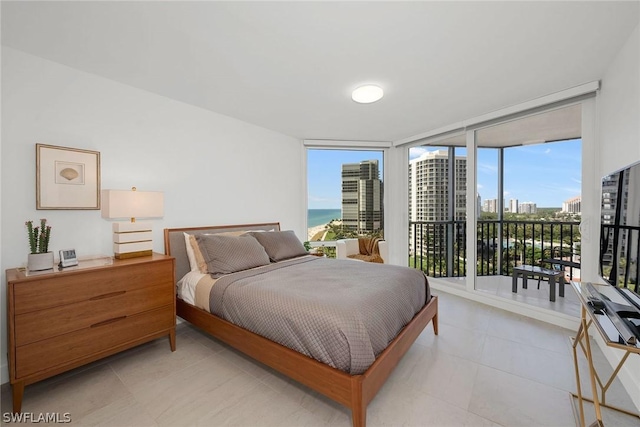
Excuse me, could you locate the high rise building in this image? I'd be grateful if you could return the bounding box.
[409,150,466,222]
[601,174,624,226]
[601,172,626,264]
[509,199,519,214]
[409,150,466,255]
[341,160,383,233]
[483,198,498,213]
[519,202,537,214]
[562,196,581,214]
[601,167,639,274]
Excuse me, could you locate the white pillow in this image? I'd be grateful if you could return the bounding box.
[176,271,205,306]
[184,232,199,272]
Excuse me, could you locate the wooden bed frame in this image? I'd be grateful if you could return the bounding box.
[164,223,438,427]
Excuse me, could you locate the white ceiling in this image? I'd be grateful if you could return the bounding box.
[2,1,638,142]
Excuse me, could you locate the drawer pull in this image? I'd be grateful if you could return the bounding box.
[89,291,126,301]
[91,316,127,328]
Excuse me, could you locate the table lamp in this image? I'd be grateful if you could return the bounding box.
[101,187,164,259]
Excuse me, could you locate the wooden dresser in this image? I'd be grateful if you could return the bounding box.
[6,253,176,412]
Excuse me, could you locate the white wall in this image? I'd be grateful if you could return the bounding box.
[0,47,305,383]
[596,24,640,410]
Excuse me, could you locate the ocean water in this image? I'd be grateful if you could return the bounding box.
[308,209,341,227]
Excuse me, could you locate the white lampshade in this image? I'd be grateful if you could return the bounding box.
[101,189,164,221]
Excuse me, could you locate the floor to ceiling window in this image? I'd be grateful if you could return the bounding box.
[408,144,467,280]
[306,148,384,257]
[476,147,500,276]
[473,105,583,316]
[405,104,585,316]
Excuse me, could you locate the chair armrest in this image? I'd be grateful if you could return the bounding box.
[336,239,359,259]
[378,241,389,263]
[336,240,347,259]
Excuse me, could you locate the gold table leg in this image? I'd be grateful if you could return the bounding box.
[571,305,640,426]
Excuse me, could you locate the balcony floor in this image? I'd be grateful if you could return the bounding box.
[439,275,582,318]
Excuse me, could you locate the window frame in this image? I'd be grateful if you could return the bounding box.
[303,140,391,248]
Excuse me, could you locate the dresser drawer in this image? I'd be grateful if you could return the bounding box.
[14,284,174,346]
[13,260,173,314]
[15,305,174,378]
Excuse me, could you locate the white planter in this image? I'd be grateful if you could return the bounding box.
[27,252,54,271]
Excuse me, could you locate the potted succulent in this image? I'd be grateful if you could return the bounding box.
[26,219,53,271]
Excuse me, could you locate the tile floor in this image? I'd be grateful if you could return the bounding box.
[2,292,638,426]
[451,275,582,318]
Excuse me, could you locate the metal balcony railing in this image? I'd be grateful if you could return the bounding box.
[601,224,640,292]
[410,219,582,281]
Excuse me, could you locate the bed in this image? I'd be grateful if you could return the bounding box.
[164,222,438,427]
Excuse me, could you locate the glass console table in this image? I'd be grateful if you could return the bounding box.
[570,281,640,426]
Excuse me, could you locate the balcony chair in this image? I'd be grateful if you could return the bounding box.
[336,238,388,264]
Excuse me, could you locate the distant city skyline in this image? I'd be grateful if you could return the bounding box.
[410,139,582,208]
[307,139,581,209]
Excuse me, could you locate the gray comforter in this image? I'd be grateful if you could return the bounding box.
[209,256,430,374]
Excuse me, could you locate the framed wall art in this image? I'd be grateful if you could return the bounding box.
[36,144,101,210]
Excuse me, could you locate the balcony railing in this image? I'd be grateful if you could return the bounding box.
[601,224,640,292]
[410,219,582,280]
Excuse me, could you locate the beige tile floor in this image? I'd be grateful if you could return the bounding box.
[2,292,638,426]
[462,275,582,318]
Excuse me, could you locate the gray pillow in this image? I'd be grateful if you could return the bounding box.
[249,230,308,262]
[196,234,270,278]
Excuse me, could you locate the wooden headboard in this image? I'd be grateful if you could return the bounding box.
[164,222,281,283]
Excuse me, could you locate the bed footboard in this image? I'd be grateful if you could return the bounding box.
[176,295,438,427]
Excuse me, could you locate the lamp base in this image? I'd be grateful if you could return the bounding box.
[112,222,154,259]
[114,250,153,259]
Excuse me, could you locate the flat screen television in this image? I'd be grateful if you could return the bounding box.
[598,160,640,344]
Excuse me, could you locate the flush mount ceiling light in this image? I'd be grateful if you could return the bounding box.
[351,85,384,104]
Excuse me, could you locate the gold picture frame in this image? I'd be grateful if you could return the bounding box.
[36,144,101,210]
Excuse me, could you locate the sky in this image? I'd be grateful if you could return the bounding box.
[477,138,582,207]
[307,139,581,209]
